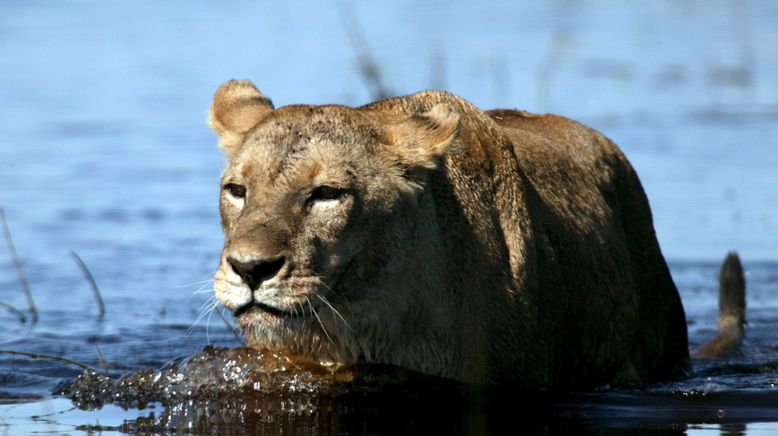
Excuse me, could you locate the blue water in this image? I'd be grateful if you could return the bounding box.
[1,1,777,434]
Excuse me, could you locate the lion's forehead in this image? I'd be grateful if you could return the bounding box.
[235,137,348,186]
[233,109,383,184]
[254,108,383,151]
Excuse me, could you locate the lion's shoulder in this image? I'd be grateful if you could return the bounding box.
[487,109,608,151]
[358,90,481,119]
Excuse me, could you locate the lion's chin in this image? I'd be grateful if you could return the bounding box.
[235,304,349,366]
[234,304,307,338]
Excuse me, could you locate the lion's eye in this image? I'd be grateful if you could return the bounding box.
[225,183,247,199]
[310,185,343,201]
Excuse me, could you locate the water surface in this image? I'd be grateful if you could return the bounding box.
[1,1,777,434]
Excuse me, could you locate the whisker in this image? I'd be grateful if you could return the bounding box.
[192,305,213,328]
[305,295,333,343]
[196,295,217,313]
[205,302,216,345]
[189,297,218,337]
[217,306,243,344]
[186,281,216,303]
[185,299,216,342]
[314,293,351,330]
[177,270,217,288]
[312,276,352,331]
[176,278,215,289]
[193,281,214,296]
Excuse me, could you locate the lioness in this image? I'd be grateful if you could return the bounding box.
[209,79,690,391]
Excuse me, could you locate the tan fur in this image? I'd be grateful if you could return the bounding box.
[209,80,274,154]
[692,252,746,358]
[208,80,690,391]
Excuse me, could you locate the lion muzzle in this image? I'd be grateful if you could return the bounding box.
[227,255,287,291]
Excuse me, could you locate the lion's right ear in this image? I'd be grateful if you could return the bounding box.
[208,80,274,155]
[385,103,460,170]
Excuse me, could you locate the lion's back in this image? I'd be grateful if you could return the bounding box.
[486,108,690,387]
[364,94,690,388]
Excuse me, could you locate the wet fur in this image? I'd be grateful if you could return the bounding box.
[692,252,746,358]
[208,80,690,391]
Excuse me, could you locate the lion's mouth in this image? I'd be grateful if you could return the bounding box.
[233,301,301,319]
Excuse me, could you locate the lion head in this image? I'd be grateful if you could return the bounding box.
[209,80,461,369]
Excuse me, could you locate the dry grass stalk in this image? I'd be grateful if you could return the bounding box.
[0,302,26,323]
[0,349,94,371]
[339,2,392,100]
[95,343,110,375]
[0,208,38,324]
[69,249,106,320]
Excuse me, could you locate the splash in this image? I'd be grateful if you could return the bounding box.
[56,346,457,408]
[54,346,468,432]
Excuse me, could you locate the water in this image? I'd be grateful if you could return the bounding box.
[1,0,778,434]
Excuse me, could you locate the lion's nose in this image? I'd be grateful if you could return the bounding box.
[227,256,286,290]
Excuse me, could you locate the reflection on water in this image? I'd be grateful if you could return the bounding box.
[1,0,778,434]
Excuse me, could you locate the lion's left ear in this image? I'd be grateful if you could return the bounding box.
[386,104,460,169]
[208,79,274,156]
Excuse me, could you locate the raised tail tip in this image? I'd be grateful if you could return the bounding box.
[691,251,747,358]
[719,251,746,328]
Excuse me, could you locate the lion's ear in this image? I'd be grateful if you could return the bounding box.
[208,80,274,155]
[386,103,460,169]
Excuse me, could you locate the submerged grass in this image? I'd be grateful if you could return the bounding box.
[69,249,106,320]
[0,301,26,323]
[0,349,95,372]
[95,343,110,376]
[1,208,106,324]
[0,207,38,324]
